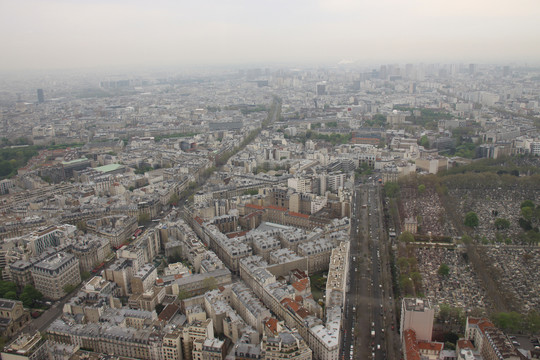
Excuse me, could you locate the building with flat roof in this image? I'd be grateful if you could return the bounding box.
[261,330,312,360]
[400,298,434,343]
[31,252,81,300]
[1,331,48,360]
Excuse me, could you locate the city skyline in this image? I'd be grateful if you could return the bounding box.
[1,0,540,71]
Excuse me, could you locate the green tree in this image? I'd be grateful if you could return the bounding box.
[419,135,430,148]
[167,250,182,264]
[398,231,415,243]
[4,291,17,300]
[526,310,540,333]
[461,235,472,244]
[418,184,426,194]
[76,221,87,233]
[492,312,523,333]
[20,285,43,308]
[464,211,479,228]
[494,218,510,230]
[177,289,190,300]
[0,281,17,298]
[138,213,151,225]
[202,277,218,292]
[384,182,400,198]
[518,218,532,231]
[438,263,450,277]
[397,257,409,271]
[399,275,414,296]
[521,200,535,209]
[243,189,259,196]
[168,193,180,206]
[63,284,77,294]
[155,303,165,315]
[521,206,533,222]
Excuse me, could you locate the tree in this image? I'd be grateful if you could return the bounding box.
[399,275,414,296]
[418,184,426,194]
[438,263,450,277]
[0,281,17,298]
[398,231,415,243]
[494,218,510,230]
[76,221,87,233]
[526,310,540,333]
[521,200,535,209]
[20,285,43,308]
[464,211,479,228]
[4,291,17,300]
[63,284,77,295]
[518,217,532,231]
[155,303,165,315]
[177,289,190,300]
[167,250,182,264]
[419,135,430,148]
[81,271,92,281]
[521,206,533,222]
[397,257,409,271]
[138,213,151,225]
[492,312,523,333]
[384,182,399,198]
[168,193,180,206]
[202,277,218,292]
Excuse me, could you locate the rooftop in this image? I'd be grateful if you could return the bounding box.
[95,164,125,173]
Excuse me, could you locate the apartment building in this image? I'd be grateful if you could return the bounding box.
[31,252,81,300]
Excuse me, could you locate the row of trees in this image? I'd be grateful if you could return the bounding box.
[286,130,352,146]
[492,310,540,334]
[0,281,43,308]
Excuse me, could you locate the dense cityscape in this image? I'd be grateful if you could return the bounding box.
[0,63,539,360]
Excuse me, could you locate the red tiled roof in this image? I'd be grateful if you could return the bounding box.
[265,317,278,335]
[288,211,310,219]
[280,298,300,312]
[245,203,264,210]
[457,339,474,350]
[291,278,310,293]
[194,216,204,225]
[296,308,310,319]
[291,269,308,279]
[158,304,180,322]
[469,317,495,334]
[418,341,443,352]
[266,205,287,212]
[404,329,421,360]
[227,231,248,238]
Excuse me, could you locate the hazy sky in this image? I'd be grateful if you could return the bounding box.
[1,0,540,71]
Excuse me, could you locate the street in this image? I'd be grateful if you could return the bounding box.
[341,180,401,360]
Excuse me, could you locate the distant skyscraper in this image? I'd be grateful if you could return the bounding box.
[37,89,44,103]
[316,82,326,96]
[469,64,477,75]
